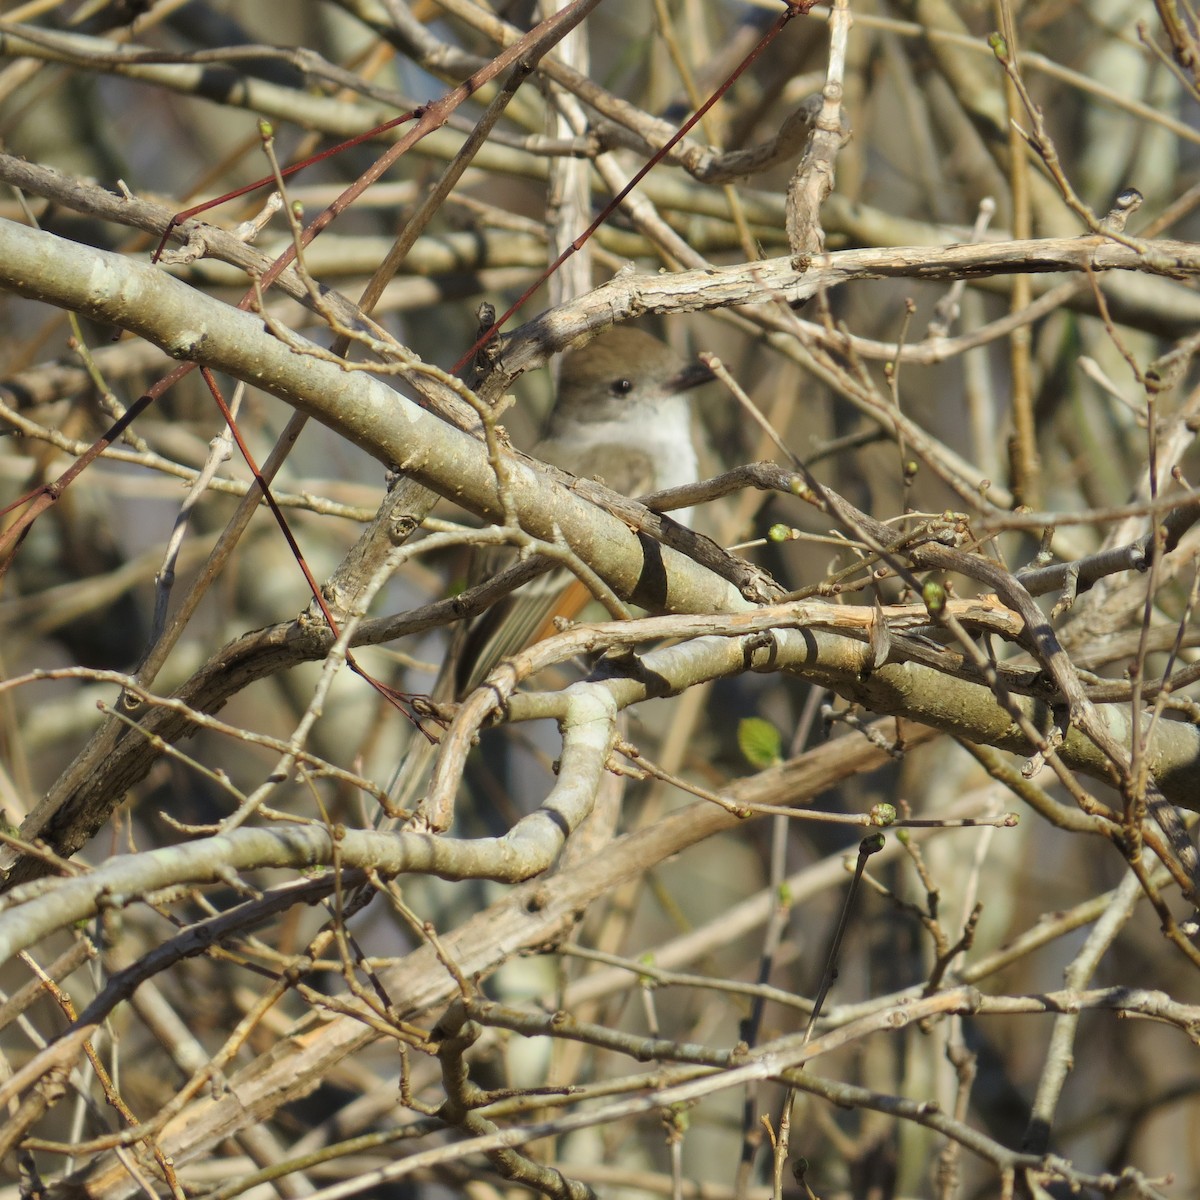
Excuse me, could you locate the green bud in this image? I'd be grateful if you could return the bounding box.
[922,579,947,617]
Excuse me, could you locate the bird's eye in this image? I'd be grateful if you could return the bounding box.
[610,377,634,396]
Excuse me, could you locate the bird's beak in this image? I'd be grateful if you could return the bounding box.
[665,359,715,394]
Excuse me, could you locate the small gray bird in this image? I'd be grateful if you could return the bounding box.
[391,325,711,810]
[454,325,712,694]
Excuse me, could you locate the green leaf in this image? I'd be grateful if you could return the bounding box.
[738,717,783,768]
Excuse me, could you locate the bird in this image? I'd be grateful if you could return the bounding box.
[451,325,712,695]
[391,324,712,810]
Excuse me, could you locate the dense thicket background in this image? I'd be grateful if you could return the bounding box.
[1,2,1200,1199]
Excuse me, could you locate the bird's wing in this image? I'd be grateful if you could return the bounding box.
[554,445,659,498]
[390,444,656,811]
[450,444,658,694]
